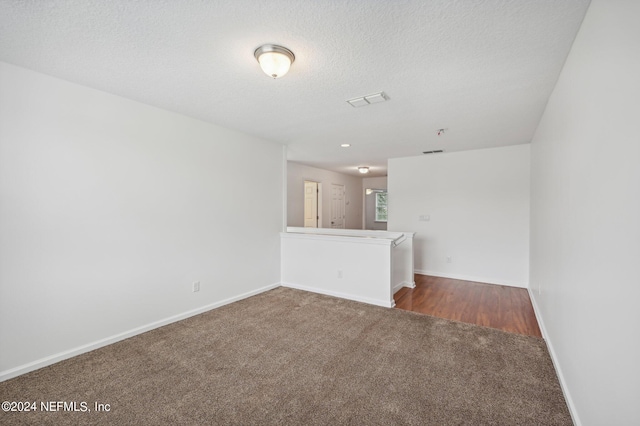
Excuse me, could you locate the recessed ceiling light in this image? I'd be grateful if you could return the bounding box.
[341,143,351,147]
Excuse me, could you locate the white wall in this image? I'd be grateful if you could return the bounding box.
[287,162,363,229]
[281,229,400,308]
[0,62,284,379]
[362,176,388,191]
[388,145,530,287]
[529,1,640,424]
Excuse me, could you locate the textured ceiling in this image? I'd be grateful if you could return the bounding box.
[0,0,590,177]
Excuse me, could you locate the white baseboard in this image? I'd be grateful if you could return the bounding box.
[406,281,416,288]
[414,269,527,288]
[392,281,415,295]
[0,282,281,383]
[281,282,394,308]
[528,288,581,426]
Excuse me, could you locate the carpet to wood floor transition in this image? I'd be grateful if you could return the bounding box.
[0,287,572,425]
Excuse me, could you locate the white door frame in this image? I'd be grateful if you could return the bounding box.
[330,183,346,229]
[303,180,322,228]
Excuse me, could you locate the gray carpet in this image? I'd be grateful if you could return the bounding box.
[0,287,572,425]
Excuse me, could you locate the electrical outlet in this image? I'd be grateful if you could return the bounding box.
[446,256,452,263]
[337,269,343,278]
[192,281,200,292]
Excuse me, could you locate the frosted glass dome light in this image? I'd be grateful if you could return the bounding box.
[254,45,295,79]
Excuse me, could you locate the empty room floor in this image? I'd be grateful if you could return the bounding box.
[394,274,542,337]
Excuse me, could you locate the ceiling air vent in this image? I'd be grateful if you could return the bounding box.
[423,150,444,154]
[347,92,389,108]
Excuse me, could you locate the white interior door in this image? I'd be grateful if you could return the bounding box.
[304,181,319,227]
[331,183,345,228]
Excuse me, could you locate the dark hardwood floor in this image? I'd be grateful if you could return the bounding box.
[394,274,542,337]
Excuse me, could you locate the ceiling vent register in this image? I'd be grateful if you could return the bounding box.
[347,92,389,107]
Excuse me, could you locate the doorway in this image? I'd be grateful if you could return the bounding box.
[304,181,321,227]
[330,183,345,229]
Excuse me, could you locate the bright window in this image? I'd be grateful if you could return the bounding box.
[375,192,388,222]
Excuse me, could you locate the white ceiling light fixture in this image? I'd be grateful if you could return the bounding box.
[358,166,370,174]
[254,44,295,79]
[341,143,351,147]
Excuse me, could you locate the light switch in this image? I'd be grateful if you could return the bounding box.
[419,215,430,221]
